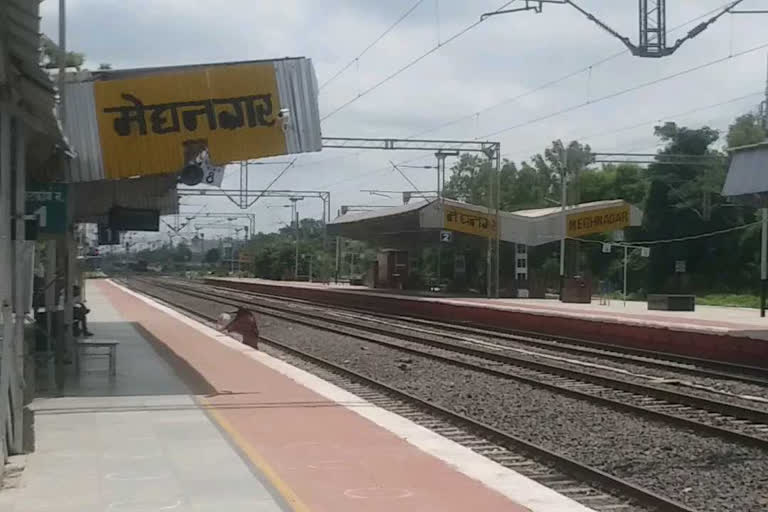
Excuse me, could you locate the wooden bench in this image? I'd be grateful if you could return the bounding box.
[647,294,696,311]
[75,340,119,376]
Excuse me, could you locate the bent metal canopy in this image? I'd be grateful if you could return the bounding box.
[61,58,322,182]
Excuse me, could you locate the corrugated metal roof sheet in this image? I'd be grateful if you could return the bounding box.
[64,81,104,182]
[3,0,50,89]
[274,58,322,155]
[329,200,431,225]
[5,0,39,59]
[0,0,63,180]
[329,198,500,225]
[512,199,626,218]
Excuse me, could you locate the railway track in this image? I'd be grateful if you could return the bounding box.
[135,277,768,451]
[125,277,699,512]
[200,279,768,386]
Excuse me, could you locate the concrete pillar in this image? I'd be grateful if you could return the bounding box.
[11,116,26,454]
[0,106,15,461]
[44,240,57,393]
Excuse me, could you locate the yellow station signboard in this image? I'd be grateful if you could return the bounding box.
[94,62,288,179]
[443,205,497,237]
[566,205,631,237]
[238,250,253,264]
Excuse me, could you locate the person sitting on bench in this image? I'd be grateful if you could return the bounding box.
[73,285,93,337]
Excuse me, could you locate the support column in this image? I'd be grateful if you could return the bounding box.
[486,158,493,298]
[494,146,501,298]
[0,107,16,461]
[761,207,767,317]
[335,236,342,283]
[44,240,56,393]
[62,192,76,381]
[11,118,26,454]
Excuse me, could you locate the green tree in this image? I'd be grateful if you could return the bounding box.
[534,140,594,206]
[726,113,766,148]
[641,122,752,293]
[612,163,648,205]
[443,154,496,206]
[245,218,338,281]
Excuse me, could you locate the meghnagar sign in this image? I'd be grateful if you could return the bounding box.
[567,205,631,237]
[68,58,322,180]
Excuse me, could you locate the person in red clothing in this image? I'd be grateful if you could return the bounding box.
[222,307,260,350]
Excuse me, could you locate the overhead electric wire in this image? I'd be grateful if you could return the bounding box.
[320,0,521,122]
[321,0,735,125]
[249,158,297,205]
[312,2,762,193]
[322,89,763,193]
[302,1,741,173]
[319,0,426,91]
[502,90,764,162]
[339,68,766,187]
[390,160,425,195]
[570,221,762,247]
[479,40,768,140]
[587,106,757,161]
[410,0,735,139]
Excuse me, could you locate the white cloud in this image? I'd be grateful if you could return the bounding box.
[39,0,768,233]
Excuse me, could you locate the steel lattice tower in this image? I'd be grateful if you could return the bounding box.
[639,0,666,57]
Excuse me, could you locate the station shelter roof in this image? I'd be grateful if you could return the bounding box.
[328,198,643,249]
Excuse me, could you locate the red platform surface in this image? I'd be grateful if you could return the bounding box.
[206,278,768,368]
[99,280,585,512]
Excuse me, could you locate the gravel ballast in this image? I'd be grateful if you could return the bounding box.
[246,293,768,411]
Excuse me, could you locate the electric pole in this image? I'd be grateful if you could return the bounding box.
[762,54,768,130]
[761,55,768,316]
[559,147,568,285]
[290,197,304,280]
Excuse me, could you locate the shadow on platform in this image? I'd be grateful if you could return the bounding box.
[57,321,214,397]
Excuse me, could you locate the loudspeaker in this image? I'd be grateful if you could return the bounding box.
[179,163,204,186]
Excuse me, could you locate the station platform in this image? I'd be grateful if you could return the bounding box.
[205,277,768,368]
[0,279,595,512]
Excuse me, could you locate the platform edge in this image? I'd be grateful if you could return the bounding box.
[107,279,597,512]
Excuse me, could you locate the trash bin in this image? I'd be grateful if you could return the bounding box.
[561,277,592,303]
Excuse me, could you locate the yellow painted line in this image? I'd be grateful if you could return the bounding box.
[198,396,312,512]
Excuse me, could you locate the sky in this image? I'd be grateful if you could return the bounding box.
[39,0,768,244]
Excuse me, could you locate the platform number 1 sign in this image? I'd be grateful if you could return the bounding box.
[440,230,453,243]
[25,183,67,234]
